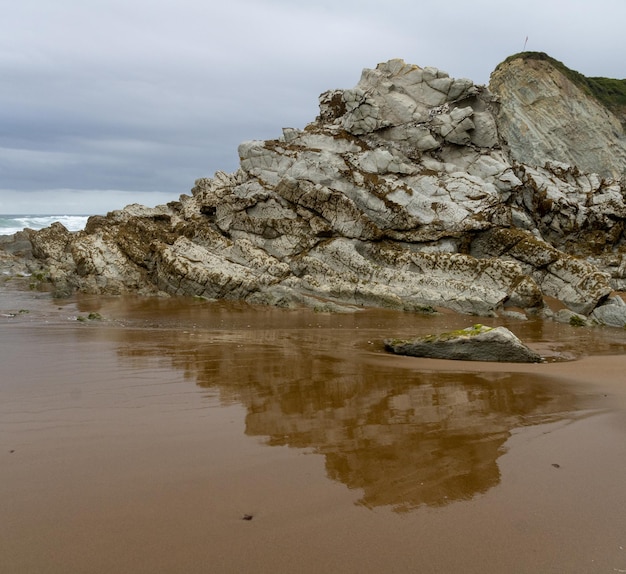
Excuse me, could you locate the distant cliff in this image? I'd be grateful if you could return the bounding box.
[3,55,626,325]
[490,51,626,179]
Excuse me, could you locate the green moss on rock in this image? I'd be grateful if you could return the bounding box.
[394,324,492,345]
[569,314,586,327]
[494,52,626,125]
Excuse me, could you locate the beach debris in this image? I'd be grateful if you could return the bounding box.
[76,312,103,322]
[1,309,30,318]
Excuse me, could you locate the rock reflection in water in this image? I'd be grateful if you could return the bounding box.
[112,313,577,513]
[246,370,572,512]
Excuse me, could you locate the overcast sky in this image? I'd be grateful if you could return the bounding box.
[1,0,625,214]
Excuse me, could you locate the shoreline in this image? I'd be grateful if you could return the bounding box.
[2,288,626,573]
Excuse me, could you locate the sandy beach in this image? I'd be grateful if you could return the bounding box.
[1,284,626,573]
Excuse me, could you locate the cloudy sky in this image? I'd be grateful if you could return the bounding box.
[1,0,625,214]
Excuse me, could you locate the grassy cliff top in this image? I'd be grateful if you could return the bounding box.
[493,52,626,124]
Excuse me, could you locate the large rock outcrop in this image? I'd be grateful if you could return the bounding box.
[4,56,626,320]
[490,52,626,179]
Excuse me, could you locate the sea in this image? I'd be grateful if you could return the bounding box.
[0,214,89,236]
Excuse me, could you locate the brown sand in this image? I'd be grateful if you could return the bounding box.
[1,287,626,573]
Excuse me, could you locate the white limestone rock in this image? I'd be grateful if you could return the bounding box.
[8,57,625,323]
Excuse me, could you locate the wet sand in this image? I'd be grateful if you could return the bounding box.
[1,285,626,573]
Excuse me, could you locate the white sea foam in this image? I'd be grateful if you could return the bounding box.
[0,215,89,235]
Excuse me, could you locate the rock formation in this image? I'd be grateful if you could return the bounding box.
[3,54,626,322]
[384,324,543,363]
[490,52,626,180]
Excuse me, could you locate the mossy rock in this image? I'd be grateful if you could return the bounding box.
[385,325,541,363]
[417,324,492,343]
[569,314,586,327]
[76,312,103,322]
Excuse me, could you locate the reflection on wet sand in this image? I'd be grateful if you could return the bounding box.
[248,371,575,512]
[4,292,626,573]
[106,299,579,512]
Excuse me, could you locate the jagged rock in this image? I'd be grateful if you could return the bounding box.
[0,231,34,276]
[590,296,626,327]
[384,325,542,363]
[470,227,612,315]
[490,52,626,179]
[2,56,626,321]
[554,309,588,327]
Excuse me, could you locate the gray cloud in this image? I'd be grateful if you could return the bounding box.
[1,0,625,213]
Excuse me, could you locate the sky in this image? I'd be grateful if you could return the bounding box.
[1,0,625,215]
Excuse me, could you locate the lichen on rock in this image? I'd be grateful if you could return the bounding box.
[3,55,626,322]
[384,325,542,363]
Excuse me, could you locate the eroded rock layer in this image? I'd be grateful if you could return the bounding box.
[490,53,626,180]
[4,57,626,320]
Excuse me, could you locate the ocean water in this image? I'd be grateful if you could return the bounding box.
[0,214,89,236]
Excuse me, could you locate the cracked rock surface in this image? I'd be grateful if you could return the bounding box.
[3,57,626,320]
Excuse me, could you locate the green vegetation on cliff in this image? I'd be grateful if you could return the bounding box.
[495,52,626,124]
